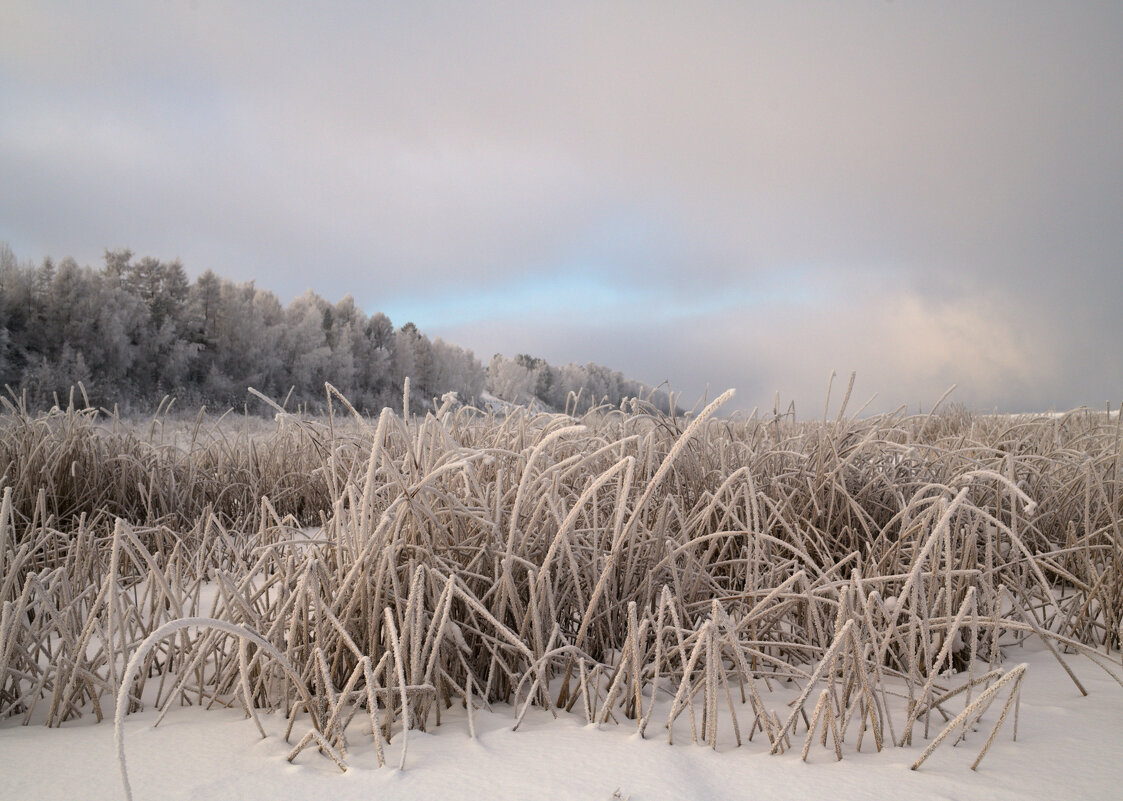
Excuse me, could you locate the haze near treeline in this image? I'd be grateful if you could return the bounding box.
[1,1,1121,413]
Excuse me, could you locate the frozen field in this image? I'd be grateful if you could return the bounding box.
[3,642,1121,801]
[1,397,1121,800]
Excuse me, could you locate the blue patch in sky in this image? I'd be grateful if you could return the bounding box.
[371,205,830,330]
[377,267,825,331]
[379,274,620,328]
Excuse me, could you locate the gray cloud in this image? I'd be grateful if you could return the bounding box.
[2,1,1121,412]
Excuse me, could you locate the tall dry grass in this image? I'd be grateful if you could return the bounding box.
[0,394,339,529]
[1,386,1121,794]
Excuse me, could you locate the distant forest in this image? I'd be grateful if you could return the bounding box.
[0,243,675,415]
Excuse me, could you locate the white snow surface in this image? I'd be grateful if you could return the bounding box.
[2,643,1121,801]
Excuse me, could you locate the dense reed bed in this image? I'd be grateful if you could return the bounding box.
[0,392,337,529]
[2,385,1121,794]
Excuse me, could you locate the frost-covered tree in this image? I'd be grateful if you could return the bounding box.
[22,344,92,407]
[487,354,538,404]
[432,338,485,403]
[189,269,222,346]
[357,311,395,406]
[283,290,333,398]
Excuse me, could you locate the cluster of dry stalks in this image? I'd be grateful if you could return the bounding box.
[1,385,1121,793]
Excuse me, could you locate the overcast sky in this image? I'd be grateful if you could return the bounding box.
[2,1,1121,414]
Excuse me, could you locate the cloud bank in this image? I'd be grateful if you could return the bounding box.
[2,1,1120,412]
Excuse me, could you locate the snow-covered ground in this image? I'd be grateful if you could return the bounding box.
[3,643,1120,801]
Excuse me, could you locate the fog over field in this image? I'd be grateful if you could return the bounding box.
[2,1,1122,413]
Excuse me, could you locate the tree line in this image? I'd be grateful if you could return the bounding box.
[0,244,676,415]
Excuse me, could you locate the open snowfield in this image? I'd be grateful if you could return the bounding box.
[3,642,1121,801]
